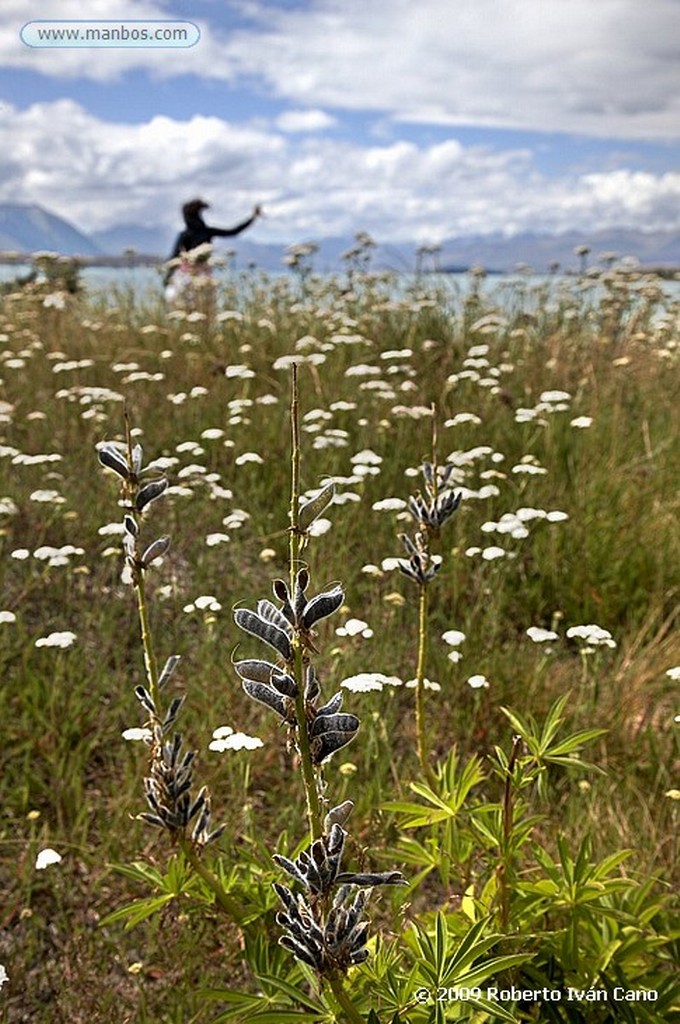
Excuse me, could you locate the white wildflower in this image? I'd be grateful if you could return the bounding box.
[527,627,559,643]
[442,629,466,646]
[209,726,263,752]
[35,630,77,648]
[35,848,62,869]
[467,674,490,689]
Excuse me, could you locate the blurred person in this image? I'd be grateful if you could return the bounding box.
[164,199,262,306]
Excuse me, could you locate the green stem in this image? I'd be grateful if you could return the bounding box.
[415,582,437,788]
[179,836,246,923]
[498,734,522,931]
[327,973,365,1024]
[288,365,324,840]
[293,640,324,841]
[135,573,161,713]
[289,363,301,586]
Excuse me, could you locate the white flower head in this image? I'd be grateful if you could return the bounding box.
[566,624,616,648]
[336,618,373,639]
[0,964,8,989]
[35,848,62,870]
[467,674,490,689]
[341,673,386,693]
[442,629,466,647]
[482,546,506,561]
[122,727,153,742]
[35,630,77,649]
[372,498,408,512]
[307,517,332,537]
[209,726,263,751]
[527,627,559,643]
[405,677,441,692]
[665,666,680,681]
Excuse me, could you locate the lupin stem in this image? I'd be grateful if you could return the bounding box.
[327,973,367,1024]
[135,576,161,715]
[289,365,324,841]
[415,582,437,789]
[179,836,246,923]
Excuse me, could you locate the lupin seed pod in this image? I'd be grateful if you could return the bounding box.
[135,477,168,512]
[97,443,130,480]
[141,535,171,568]
[298,480,335,533]
[301,586,344,630]
[233,608,293,662]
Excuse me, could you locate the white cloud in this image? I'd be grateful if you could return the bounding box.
[1,100,678,243]
[2,0,678,138]
[275,109,337,133]
[0,100,283,231]
[235,0,680,139]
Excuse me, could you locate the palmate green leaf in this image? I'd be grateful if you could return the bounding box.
[590,848,634,879]
[409,781,455,812]
[466,997,519,1022]
[389,835,441,869]
[256,973,327,1014]
[381,800,451,828]
[500,706,534,745]
[205,987,329,1024]
[99,893,177,929]
[438,750,486,813]
[442,917,496,976]
[110,854,198,896]
[244,1013,329,1023]
[450,952,533,989]
[214,1010,327,1024]
[111,859,168,888]
[435,911,449,975]
[546,729,608,757]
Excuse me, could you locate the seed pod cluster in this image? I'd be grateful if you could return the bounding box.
[273,803,405,974]
[98,440,170,585]
[233,571,359,762]
[397,461,461,585]
[140,730,225,847]
[98,438,222,850]
[274,883,371,973]
[408,461,461,532]
[397,531,442,585]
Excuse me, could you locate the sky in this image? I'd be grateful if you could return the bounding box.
[1,0,679,249]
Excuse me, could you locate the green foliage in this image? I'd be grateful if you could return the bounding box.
[1,266,678,1022]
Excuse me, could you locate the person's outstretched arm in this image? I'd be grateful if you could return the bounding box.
[208,205,262,239]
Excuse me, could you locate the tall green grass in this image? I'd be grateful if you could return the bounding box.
[0,264,678,1021]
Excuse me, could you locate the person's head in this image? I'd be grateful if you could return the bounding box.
[182,199,209,223]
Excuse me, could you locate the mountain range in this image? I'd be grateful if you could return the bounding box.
[1,202,678,274]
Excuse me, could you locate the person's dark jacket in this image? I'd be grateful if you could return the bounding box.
[169,211,257,260]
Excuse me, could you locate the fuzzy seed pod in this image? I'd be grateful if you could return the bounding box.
[97,443,130,480]
[141,535,170,567]
[324,801,354,832]
[240,678,288,719]
[135,477,168,512]
[309,712,360,738]
[298,481,335,533]
[158,655,181,689]
[301,586,344,629]
[234,608,293,662]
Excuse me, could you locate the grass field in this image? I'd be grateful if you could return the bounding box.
[1,261,678,1022]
